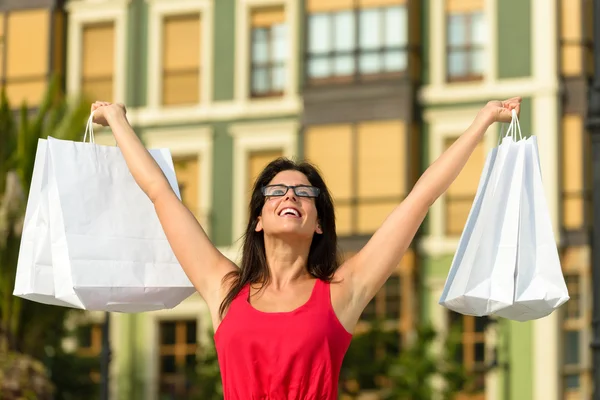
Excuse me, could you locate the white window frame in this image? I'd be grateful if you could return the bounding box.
[230,119,298,242]
[146,0,214,109]
[419,106,496,256]
[141,293,211,400]
[235,0,299,107]
[65,0,129,104]
[143,126,214,236]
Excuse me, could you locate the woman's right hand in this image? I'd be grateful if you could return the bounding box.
[91,101,127,127]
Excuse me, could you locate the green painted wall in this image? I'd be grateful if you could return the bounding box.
[497,0,531,79]
[213,0,236,102]
[127,0,148,107]
[211,121,234,246]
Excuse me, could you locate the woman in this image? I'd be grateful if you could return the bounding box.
[91,97,521,399]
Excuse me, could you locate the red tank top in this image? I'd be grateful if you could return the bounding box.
[214,278,353,400]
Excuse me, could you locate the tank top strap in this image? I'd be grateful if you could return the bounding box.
[310,278,331,305]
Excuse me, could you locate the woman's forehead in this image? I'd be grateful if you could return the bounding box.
[268,170,310,185]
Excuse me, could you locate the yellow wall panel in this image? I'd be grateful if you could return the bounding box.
[561,0,581,40]
[251,6,285,27]
[358,0,406,8]
[562,115,583,192]
[305,124,353,200]
[162,73,199,106]
[163,14,201,70]
[248,150,283,200]
[174,157,200,220]
[357,201,397,234]
[357,120,405,199]
[336,204,353,236]
[307,0,353,12]
[82,22,115,77]
[564,198,584,229]
[561,46,583,77]
[5,80,46,108]
[6,9,49,78]
[446,0,483,13]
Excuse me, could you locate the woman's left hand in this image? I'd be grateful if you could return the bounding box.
[478,97,522,125]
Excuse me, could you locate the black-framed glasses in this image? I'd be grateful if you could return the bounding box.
[261,184,320,198]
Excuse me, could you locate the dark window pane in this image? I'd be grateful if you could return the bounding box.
[334,11,355,51]
[78,325,93,348]
[160,322,176,345]
[448,14,466,46]
[185,354,196,370]
[161,355,177,374]
[384,6,407,47]
[361,298,377,321]
[309,14,330,53]
[475,316,488,333]
[475,342,485,363]
[186,321,196,344]
[384,275,401,319]
[564,330,580,365]
[359,9,380,49]
[565,374,581,389]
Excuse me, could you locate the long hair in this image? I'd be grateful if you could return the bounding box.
[218,157,340,318]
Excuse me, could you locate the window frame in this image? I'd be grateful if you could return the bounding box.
[66,0,128,104]
[445,10,485,83]
[146,0,213,109]
[249,12,287,98]
[304,3,409,86]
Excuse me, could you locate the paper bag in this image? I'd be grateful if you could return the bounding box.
[495,136,570,321]
[46,135,195,313]
[440,117,525,316]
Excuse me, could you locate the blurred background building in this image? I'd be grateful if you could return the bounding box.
[0,0,594,399]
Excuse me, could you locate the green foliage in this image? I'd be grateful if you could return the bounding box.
[0,74,97,398]
[340,321,470,400]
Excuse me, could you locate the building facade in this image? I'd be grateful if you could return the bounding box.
[3,0,591,398]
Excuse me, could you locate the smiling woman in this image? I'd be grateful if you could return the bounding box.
[88,96,522,400]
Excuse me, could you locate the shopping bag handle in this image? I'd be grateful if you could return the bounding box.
[83,112,96,144]
[498,109,523,145]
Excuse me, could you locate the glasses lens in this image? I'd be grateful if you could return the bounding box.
[293,186,320,198]
[263,185,288,196]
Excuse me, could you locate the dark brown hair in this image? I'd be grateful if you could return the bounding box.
[218,157,340,318]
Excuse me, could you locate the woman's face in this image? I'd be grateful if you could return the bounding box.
[255,170,322,239]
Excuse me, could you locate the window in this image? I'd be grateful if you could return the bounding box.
[562,271,591,399]
[560,0,594,77]
[306,0,408,84]
[445,0,485,82]
[77,322,103,383]
[159,320,198,398]
[250,7,286,98]
[304,120,406,236]
[561,115,591,231]
[174,156,202,222]
[2,9,52,107]
[162,13,201,106]
[449,313,487,399]
[82,22,115,101]
[444,136,484,236]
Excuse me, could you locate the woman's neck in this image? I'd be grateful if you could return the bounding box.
[263,235,312,289]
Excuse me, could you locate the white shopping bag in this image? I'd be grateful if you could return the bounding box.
[440,113,525,316]
[46,117,195,312]
[13,141,77,307]
[495,136,569,321]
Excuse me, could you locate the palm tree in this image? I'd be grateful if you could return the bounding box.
[0,74,93,396]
